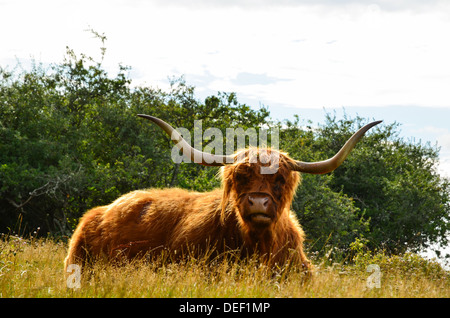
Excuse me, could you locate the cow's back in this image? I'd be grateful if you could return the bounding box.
[65,188,223,268]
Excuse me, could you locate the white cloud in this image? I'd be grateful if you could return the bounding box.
[1,1,449,108]
[439,157,450,179]
[412,126,450,178]
[121,2,450,109]
[437,136,450,179]
[413,127,450,150]
[3,1,450,110]
[0,1,450,108]
[144,0,449,13]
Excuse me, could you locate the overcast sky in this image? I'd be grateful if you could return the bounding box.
[1,0,449,177]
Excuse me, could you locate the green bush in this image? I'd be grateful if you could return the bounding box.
[348,238,448,281]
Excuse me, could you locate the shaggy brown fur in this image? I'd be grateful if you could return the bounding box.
[64,148,311,272]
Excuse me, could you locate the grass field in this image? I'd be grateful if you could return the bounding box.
[1,236,448,298]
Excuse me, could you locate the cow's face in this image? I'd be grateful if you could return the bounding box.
[222,149,300,233]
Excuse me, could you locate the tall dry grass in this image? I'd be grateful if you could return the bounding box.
[1,236,448,298]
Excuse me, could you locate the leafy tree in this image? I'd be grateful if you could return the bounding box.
[315,113,450,254]
[0,35,269,237]
[279,115,369,252]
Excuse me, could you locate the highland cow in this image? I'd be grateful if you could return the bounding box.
[64,115,381,273]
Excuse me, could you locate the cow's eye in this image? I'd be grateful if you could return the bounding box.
[275,175,285,185]
[234,165,251,185]
[235,172,249,185]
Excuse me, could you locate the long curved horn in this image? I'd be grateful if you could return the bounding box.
[290,120,382,174]
[137,114,234,166]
